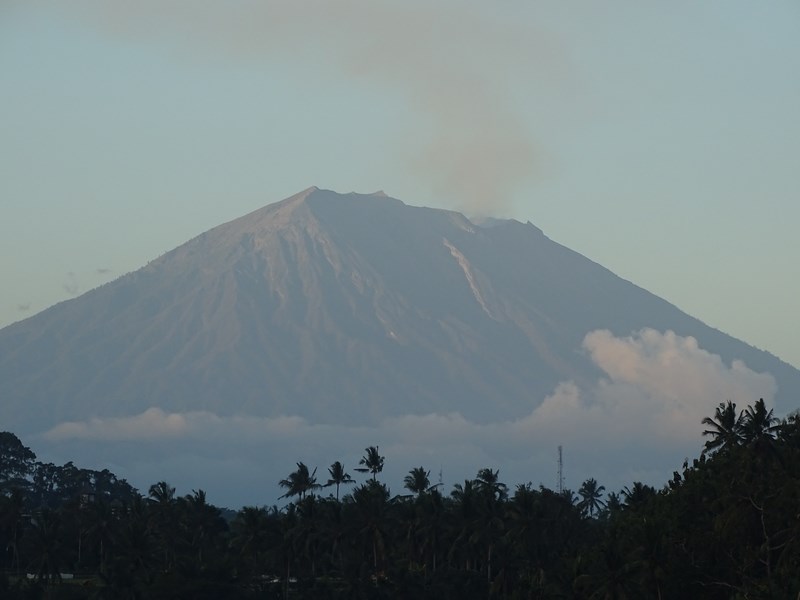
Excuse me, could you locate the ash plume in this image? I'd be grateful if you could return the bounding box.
[64,0,557,212]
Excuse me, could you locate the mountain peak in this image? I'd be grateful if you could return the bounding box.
[0,186,797,437]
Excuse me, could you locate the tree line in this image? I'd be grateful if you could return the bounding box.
[1,398,799,599]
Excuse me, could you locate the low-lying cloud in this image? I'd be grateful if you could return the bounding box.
[39,329,776,507]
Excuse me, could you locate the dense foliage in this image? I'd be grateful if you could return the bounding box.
[1,399,798,599]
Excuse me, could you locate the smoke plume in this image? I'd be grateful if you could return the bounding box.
[62,0,556,212]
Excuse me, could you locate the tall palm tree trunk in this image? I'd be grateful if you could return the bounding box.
[487,543,493,588]
[284,559,290,600]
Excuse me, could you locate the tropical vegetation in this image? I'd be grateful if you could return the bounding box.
[1,399,798,599]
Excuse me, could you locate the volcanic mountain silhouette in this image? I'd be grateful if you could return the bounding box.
[1,187,797,434]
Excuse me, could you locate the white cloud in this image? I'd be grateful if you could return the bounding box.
[44,407,191,441]
[38,329,777,507]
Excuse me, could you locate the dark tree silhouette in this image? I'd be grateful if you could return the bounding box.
[741,397,779,445]
[0,399,798,599]
[324,461,354,501]
[0,431,36,492]
[702,400,744,454]
[279,462,321,501]
[578,477,606,518]
[355,446,385,482]
[475,467,507,502]
[621,482,656,509]
[27,508,63,585]
[403,466,433,497]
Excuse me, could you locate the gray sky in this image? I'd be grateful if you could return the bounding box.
[2,0,799,374]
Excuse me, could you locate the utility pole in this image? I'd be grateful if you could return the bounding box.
[557,445,564,494]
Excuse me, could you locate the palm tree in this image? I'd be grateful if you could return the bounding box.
[404,466,434,497]
[741,398,778,446]
[148,480,177,571]
[0,488,25,576]
[452,473,506,586]
[702,400,743,454]
[324,461,354,501]
[83,500,116,574]
[355,446,385,482]
[178,488,225,568]
[27,508,63,585]
[606,491,623,513]
[110,496,157,591]
[230,506,271,576]
[279,462,321,501]
[560,488,578,505]
[575,528,643,599]
[351,480,391,577]
[577,478,606,518]
[471,470,506,588]
[148,480,176,505]
[622,482,656,510]
[415,488,447,573]
[475,468,507,502]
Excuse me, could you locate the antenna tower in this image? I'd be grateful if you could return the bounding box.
[557,445,564,493]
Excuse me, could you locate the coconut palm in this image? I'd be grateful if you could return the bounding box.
[560,488,578,506]
[702,400,743,454]
[83,499,116,573]
[351,480,391,576]
[279,462,321,501]
[451,474,505,584]
[0,488,25,575]
[606,492,623,513]
[475,468,507,502]
[110,496,157,590]
[148,480,176,505]
[577,478,606,518]
[741,398,778,446]
[178,488,225,568]
[621,482,656,510]
[404,466,436,497]
[355,446,385,482]
[415,487,447,572]
[575,528,643,599]
[148,480,177,570]
[27,508,63,585]
[324,461,354,501]
[230,506,271,576]
[470,470,507,587]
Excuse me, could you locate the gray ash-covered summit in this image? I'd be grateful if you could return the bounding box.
[1,187,797,433]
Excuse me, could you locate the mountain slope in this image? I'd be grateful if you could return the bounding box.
[1,187,797,433]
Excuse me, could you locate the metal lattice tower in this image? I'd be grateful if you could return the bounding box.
[557,445,564,493]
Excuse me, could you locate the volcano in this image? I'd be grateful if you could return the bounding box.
[1,187,797,435]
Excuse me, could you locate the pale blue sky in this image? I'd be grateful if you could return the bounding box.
[2,1,799,369]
